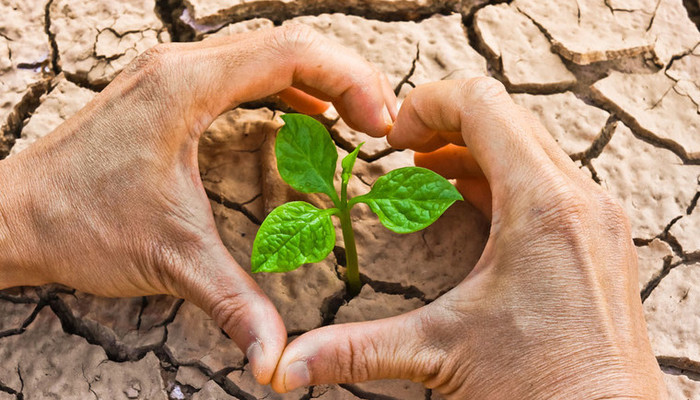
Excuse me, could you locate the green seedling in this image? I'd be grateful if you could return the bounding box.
[251,113,463,295]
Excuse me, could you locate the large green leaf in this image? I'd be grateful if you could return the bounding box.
[276,114,338,201]
[251,201,336,273]
[351,167,463,234]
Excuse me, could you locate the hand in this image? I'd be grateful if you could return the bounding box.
[0,25,397,384]
[270,79,667,398]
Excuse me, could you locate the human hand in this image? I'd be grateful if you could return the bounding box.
[270,79,667,398]
[0,26,396,384]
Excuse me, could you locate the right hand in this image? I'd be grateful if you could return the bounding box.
[270,79,667,398]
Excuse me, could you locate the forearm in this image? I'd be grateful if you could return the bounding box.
[0,156,47,289]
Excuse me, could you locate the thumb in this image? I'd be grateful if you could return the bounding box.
[271,308,443,392]
[179,241,287,385]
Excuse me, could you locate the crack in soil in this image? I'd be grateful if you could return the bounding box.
[642,0,664,32]
[362,274,429,302]
[0,381,17,396]
[0,302,46,339]
[0,367,25,400]
[394,43,420,96]
[583,161,602,184]
[637,211,700,301]
[155,0,196,42]
[332,247,430,302]
[640,253,678,302]
[683,0,700,31]
[205,187,262,225]
[464,2,503,84]
[81,365,99,400]
[661,362,700,382]
[42,290,169,362]
[570,116,618,163]
[319,285,349,327]
[686,191,700,215]
[665,42,699,75]
[155,347,255,400]
[591,85,700,165]
[0,291,38,304]
[0,78,52,159]
[44,0,60,75]
[182,0,461,30]
[136,296,148,331]
[658,356,700,375]
[471,4,578,94]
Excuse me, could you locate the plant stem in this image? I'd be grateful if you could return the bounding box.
[340,176,348,206]
[339,207,361,295]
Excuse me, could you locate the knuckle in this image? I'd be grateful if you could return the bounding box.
[547,185,590,224]
[130,43,175,71]
[209,293,247,335]
[596,192,631,237]
[596,191,625,218]
[122,43,180,85]
[333,336,377,382]
[530,178,592,235]
[275,24,319,52]
[460,76,508,101]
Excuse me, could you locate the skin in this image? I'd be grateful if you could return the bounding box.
[0,28,666,398]
[271,80,668,399]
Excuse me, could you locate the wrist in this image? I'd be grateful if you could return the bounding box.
[0,156,48,289]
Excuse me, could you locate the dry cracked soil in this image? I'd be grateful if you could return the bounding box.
[1,0,700,399]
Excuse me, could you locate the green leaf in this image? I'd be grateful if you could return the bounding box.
[251,201,336,273]
[276,114,338,202]
[341,143,363,185]
[351,167,463,234]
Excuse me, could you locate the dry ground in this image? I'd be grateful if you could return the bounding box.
[1,0,699,399]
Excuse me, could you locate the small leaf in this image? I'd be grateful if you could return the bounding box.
[251,201,336,273]
[341,142,363,186]
[276,114,338,201]
[352,167,463,234]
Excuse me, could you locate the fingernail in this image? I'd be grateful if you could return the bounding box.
[246,342,264,378]
[284,360,310,391]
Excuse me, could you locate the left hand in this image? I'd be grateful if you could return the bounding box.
[0,25,396,384]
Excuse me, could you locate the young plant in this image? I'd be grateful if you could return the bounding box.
[251,113,463,295]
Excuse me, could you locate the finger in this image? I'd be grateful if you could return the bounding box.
[439,131,465,146]
[410,133,449,153]
[181,242,286,385]
[197,25,394,137]
[413,146,491,217]
[390,130,464,152]
[277,87,330,115]
[414,144,485,179]
[456,178,492,218]
[271,310,439,393]
[388,79,556,197]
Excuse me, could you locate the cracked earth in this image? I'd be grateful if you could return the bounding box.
[1,0,699,398]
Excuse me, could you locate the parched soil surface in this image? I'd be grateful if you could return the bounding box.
[1,0,699,398]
